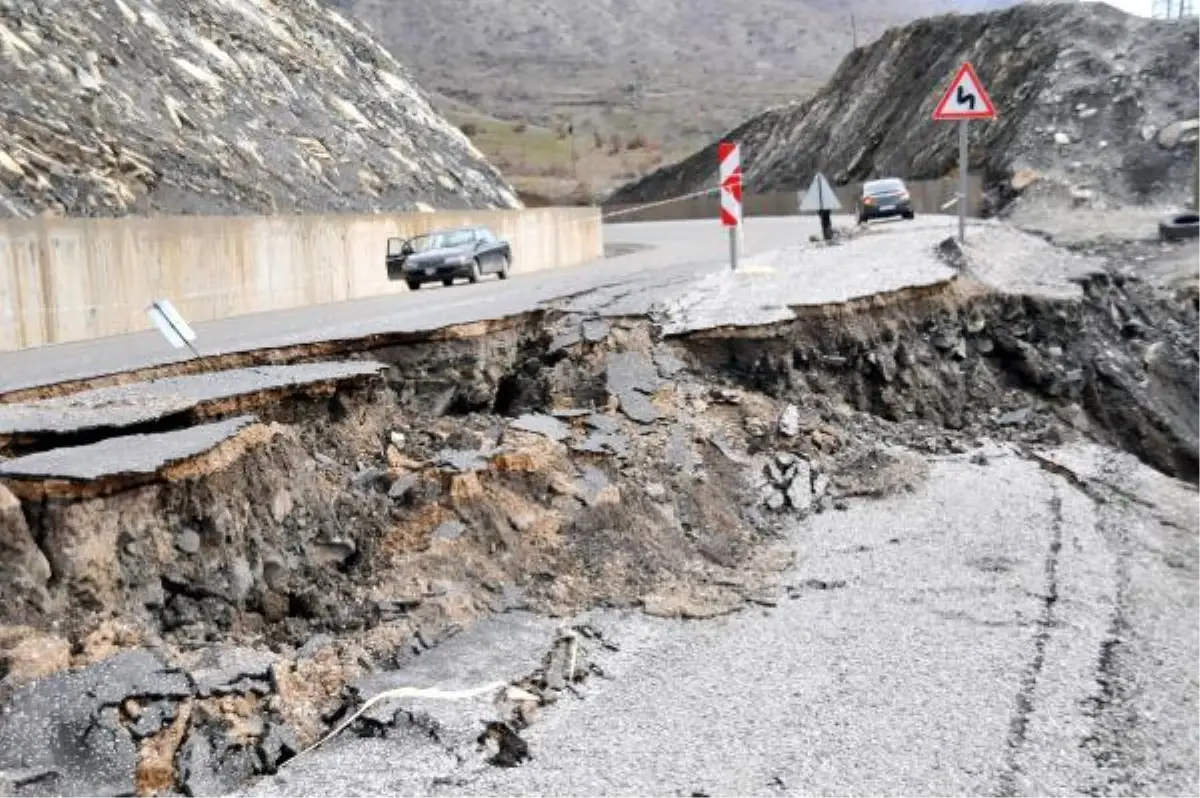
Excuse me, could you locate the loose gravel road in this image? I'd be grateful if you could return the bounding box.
[241,443,1198,797]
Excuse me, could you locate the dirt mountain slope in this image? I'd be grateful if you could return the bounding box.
[0,0,519,218]
[607,2,1199,213]
[333,0,1018,149]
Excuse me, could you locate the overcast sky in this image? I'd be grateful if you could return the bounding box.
[1100,0,1153,16]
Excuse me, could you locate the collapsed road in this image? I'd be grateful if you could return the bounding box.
[0,217,813,400]
[0,213,1196,797]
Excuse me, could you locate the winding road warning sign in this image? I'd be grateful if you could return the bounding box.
[933,61,997,121]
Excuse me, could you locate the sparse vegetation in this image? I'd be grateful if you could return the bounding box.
[443,110,673,206]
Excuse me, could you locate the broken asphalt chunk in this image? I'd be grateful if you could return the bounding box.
[606,351,664,398]
[617,391,661,424]
[581,318,612,343]
[0,650,191,797]
[548,328,583,353]
[570,431,630,457]
[257,722,300,773]
[509,413,573,442]
[435,448,489,473]
[191,647,277,698]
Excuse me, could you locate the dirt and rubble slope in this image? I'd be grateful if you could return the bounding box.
[333,0,1017,149]
[0,0,520,218]
[607,2,1199,215]
[0,217,1195,795]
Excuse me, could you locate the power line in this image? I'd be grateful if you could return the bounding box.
[1153,0,1197,19]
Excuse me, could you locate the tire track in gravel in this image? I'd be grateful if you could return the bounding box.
[996,485,1065,797]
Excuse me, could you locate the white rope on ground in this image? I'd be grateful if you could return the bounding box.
[600,185,722,221]
[282,681,508,766]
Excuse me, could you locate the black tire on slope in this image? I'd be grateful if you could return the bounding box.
[1159,213,1200,242]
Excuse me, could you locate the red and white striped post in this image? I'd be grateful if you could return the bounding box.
[719,140,742,270]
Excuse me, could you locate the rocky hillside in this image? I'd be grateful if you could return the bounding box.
[333,0,1019,149]
[0,0,520,218]
[607,2,1199,213]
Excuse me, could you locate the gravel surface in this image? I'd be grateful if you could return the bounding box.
[236,442,1198,797]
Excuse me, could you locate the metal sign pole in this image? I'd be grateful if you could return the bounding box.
[729,224,739,271]
[958,119,968,243]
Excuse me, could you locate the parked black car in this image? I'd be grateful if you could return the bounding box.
[857,177,915,224]
[386,226,512,290]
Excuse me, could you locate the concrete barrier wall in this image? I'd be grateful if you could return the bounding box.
[604,175,984,223]
[0,207,602,351]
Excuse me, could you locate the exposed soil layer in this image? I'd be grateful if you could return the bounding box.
[678,270,1199,483]
[0,247,1195,795]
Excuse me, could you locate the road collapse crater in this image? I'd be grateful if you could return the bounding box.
[0,258,1195,795]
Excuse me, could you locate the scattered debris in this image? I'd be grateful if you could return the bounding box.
[0,221,1195,795]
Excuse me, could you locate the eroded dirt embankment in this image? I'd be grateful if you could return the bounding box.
[0,252,1195,796]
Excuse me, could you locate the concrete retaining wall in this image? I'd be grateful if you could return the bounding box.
[604,175,985,223]
[0,207,602,351]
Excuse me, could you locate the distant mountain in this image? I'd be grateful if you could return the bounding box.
[607,2,1199,214]
[331,0,1028,149]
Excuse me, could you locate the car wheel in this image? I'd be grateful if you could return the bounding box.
[442,277,454,287]
[406,278,421,291]
[468,258,481,284]
[497,253,510,280]
[1159,213,1200,242]
[903,211,915,220]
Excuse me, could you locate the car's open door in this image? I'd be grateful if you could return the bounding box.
[386,237,412,281]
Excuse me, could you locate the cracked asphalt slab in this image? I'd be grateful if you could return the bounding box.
[236,443,1198,797]
[0,215,990,397]
[0,361,386,439]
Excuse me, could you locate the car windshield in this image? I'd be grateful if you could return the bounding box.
[864,179,905,196]
[408,229,476,252]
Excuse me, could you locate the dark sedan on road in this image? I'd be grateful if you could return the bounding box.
[857,177,916,224]
[386,226,512,290]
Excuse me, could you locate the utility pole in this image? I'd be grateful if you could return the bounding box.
[850,15,857,49]
[565,120,577,180]
[1153,0,1196,17]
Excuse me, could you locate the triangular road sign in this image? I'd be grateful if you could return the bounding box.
[799,172,842,212]
[933,61,997,121]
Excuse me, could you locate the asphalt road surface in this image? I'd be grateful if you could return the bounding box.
[240,442,1198,797]
[0,214,975,395]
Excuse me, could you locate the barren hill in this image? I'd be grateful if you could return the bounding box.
[335,0,1019,151]
[0,0,520,218]
[606,2,1199,214]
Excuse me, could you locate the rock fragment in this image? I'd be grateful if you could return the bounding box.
[778,404,801,437]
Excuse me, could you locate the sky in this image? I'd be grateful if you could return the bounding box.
[1098,0,1154,16]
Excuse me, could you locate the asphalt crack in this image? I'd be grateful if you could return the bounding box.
[996,486,1064,797]
[1079,512,1137,797]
